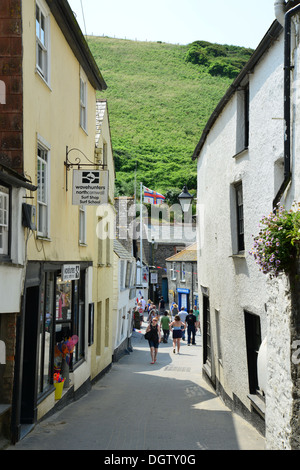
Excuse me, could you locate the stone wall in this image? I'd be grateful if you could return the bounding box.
[266,274,293,449]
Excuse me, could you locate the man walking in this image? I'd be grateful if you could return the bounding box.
[185,309,197,345]
[179,307,187,341]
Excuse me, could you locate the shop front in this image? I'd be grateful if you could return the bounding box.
[177,288,190,311]
[11,260,91,443]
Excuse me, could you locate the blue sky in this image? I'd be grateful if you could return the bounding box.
[68,0,276,49]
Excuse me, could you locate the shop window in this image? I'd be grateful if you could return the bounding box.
[38,272,54,394]
[54,270,85,372]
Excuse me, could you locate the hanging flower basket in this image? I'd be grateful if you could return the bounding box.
[249,203,300,278]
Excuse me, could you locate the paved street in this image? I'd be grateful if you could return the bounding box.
[5,324,265,451]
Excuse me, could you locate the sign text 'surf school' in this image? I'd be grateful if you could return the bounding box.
[0,81,6,104]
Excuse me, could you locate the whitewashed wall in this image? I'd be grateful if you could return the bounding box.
[197,33,285,414]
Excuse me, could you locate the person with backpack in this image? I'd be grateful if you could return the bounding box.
[158,296,165,315]
[160,311,171,343]
[185,309,197,345]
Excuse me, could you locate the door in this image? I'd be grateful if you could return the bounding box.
[20,286,39,424]
[162,278,168,303]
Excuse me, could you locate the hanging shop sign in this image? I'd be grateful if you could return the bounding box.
[150,272,158,284]
[62,264,80,281]
[72,169,108,205]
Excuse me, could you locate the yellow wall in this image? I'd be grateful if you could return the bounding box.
[23,0,98,262]
[22,0,116,412]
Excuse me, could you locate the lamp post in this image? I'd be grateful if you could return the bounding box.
[178,185,193,213]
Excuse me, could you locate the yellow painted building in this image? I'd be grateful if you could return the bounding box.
[6,0,116,443]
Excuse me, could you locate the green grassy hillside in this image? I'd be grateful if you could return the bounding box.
[88,37,253,197]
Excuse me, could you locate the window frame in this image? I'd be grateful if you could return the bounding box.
[80,77,87,132]
[37,137,51,239]
[235,182,245,253]
[0,183,10,258]
[181,262,186,282]
[236,83,249,155]
[79,205,87,245]
[36,0,50,83]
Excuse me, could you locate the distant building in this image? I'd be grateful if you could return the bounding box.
[166,243,198,311]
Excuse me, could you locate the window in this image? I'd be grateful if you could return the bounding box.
[105,298,109,348]
[80,77,87,131]
[37,144,49,237]
[181,262,186,281]
[36,1,49,81]
[55,270,85,368]
[103,142,107,167]
[79,205,86,244]
[236,84,249,154]
[244,311,261,395]
[125,261,132,288]
[170,262,177,280]
[203,295,211,367]
[235,182,245,252]
[0,185,9,256]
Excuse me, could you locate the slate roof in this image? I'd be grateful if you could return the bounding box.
[166,242,197,262]
[113,239,134,260]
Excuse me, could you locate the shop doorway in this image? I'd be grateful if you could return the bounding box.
[20,286,39,426]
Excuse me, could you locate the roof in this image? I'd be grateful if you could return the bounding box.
[192,18,283,160]
[46,0,107,91]
[113,239,134,260]
[166,242,197,262]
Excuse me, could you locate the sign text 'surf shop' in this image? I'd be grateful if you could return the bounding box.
[72,170,108,205]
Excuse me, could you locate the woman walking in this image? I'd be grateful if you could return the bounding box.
[169,314,186,354]
[145,318,161,364]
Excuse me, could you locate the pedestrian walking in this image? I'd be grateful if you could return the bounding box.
[169,314,186,354]
[178,307,187,340]
[137,301,144,325]
[145,318,161,363]
[171,303,178,320]
[185,309,197,345]
[140,296,147,311]
[193,304,200,334]
[160,311,171,343]
[158,296,165,315]
[147,303,158,323]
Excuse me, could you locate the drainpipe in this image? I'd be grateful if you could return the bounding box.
[273,2,300,209]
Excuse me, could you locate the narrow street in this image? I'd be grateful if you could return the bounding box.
[5,324,265,452]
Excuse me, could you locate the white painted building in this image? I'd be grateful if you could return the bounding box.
[193,0,300,448]
[112,239,136,361]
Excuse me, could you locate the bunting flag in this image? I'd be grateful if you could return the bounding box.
[143,186,165,205]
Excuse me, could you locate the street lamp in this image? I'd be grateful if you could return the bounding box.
[178,185,194,213]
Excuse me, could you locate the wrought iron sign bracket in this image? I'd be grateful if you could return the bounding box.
[64,146,104,191]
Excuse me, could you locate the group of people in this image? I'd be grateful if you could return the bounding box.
[140,297,200,364]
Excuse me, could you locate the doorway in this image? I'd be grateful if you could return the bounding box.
[20,286,39,426]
